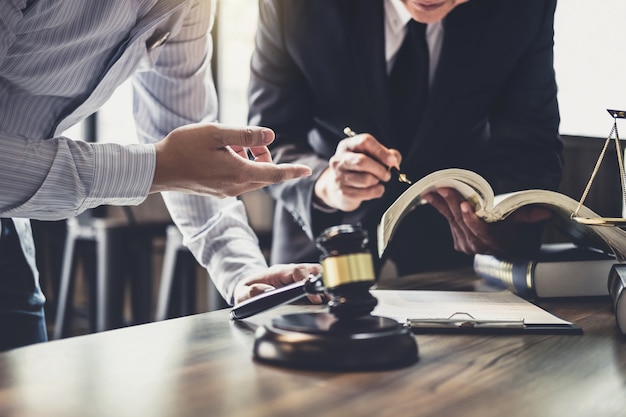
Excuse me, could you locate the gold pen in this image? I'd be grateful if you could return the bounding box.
[343,127,412,185]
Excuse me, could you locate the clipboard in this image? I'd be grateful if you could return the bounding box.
[370,289,582,335]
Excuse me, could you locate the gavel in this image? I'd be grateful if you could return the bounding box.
[240,224,418,371]
[230,224,378,321]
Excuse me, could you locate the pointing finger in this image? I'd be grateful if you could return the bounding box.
[213,125,275,148]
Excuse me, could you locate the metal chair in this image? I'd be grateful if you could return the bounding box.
[53,208,170,339]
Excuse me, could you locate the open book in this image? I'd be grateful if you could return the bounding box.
[377,168,626,261]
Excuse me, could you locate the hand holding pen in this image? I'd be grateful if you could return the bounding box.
[343,127,412,185]
[313,122,412,212]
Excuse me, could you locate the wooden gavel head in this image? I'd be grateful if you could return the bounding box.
[315,224,378,319]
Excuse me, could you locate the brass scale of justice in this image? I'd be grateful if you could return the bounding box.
[230,109,626,371]
[572,109,626,226]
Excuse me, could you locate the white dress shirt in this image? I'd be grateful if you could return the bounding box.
[0,0,267,303]
[385,0,444,85]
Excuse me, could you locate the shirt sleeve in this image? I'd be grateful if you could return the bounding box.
[131,0,268,304]
[0,133,154,220]
[0,1,156,220]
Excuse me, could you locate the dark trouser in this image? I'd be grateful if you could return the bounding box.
[0,218,47,351]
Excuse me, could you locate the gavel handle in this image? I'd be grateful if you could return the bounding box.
[229,279,309,320]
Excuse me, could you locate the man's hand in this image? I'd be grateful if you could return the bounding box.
[151,123,312,197]
[233,263,324,305]
[423,188,553,256]
[314,133,402,212]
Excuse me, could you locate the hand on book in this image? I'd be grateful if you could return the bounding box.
[423,187,553,256]
[314,133,402,211]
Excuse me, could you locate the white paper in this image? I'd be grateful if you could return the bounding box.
[370,289,573,326]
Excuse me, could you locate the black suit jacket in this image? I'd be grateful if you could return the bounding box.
[248,0,562,274]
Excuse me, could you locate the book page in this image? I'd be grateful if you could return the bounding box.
[493,190,626,261]
[370,289,573,326]
[491,189,581,219]
[377,169,494,257]
[377,168,626,262]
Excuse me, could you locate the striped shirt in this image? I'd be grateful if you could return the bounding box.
[0,0,267,303]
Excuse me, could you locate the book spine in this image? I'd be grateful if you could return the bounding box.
[473,255,536,298]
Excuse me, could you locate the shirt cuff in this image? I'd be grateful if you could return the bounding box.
[81,142,155,210]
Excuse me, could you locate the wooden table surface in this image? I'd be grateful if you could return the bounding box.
[1,268,625,417]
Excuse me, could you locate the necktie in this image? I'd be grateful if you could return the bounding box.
[387,20,429,155]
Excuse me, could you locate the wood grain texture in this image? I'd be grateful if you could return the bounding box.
[0,269,625,417]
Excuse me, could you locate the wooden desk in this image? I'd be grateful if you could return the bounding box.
[1,268,625,417]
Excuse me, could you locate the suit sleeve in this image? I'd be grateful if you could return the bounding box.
[480,0,562,194]
[248,0,332,240]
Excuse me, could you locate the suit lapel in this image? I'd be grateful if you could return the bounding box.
[341,0,390,140]
[405,1,490,164]
[339,1,491,175]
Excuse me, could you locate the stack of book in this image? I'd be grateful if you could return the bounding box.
[475,246,626,335]
[473,242,616,298]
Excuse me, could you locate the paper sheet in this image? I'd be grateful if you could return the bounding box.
[371,289,573,326]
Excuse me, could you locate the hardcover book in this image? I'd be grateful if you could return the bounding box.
[377,168,626,261]
[473,243,617,298]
